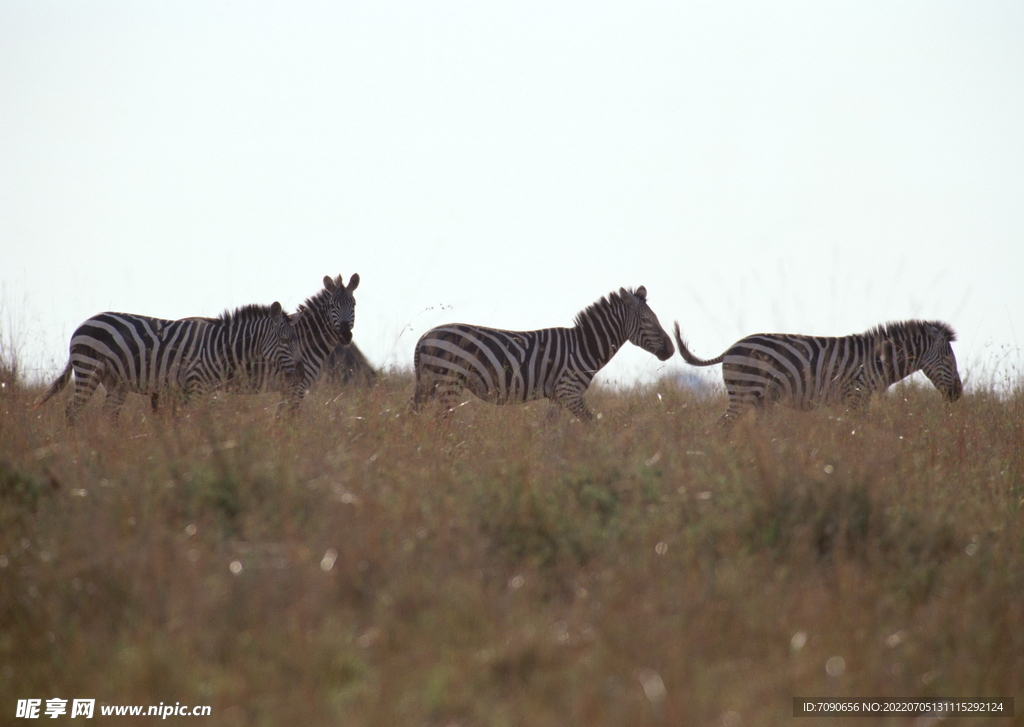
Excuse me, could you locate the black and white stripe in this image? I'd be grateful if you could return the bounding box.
[39,302,300,422]
[284,274,361,402]
[674,319,962,423]
[412,286,674,420]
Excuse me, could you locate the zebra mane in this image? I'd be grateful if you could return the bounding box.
[215,304,285,325]
[573,288,635,328]
[295,285,337,317]
[866,319,957,343]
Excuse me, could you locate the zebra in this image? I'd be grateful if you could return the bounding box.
[673,319,962,424]
[282,273,361,402]
[38,302,301,422]
[324,341,378,388]
[147,273,362,411]
[412,286,675,421]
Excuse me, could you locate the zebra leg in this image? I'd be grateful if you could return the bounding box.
[544,400,566,423]
[717,405,741,427]
[145,386,176,417]
[543,398,591,423]
[553,375,595,422]
[159,390,189,417]
[101,385,129,423]
[176,372,210,411]
[718,390,761,427]
[563,396,595,422]
[276,387,305,418]
[842,384,872,415]
[410,369,436,412]
[410,383,430,413]
[552,389,595,422]
[434,385,464,415]
[65,366,104,424]
[411,374,461,415]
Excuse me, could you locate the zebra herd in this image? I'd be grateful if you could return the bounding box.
[39,275,359,422]
[40,275,962,425]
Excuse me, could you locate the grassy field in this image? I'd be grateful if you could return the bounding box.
[1,361,1022,726]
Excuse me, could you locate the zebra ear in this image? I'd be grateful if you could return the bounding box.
[619,287,639,309]
[270,301,283,317]
[635,286,647,301]
[347,273,360,292]
[324,275,338,292]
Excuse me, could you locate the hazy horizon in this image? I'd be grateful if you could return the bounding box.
[3,2,1022,391]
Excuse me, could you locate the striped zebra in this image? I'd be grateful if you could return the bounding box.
[148,274,362,411]
[39,302,301,422]
[283,274,361,402]
[673,319,962,423]
[412,286,674,421]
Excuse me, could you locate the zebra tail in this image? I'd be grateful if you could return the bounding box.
[673,322,725,367]
[36,360,73,408]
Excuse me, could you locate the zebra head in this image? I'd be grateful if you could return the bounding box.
[620,286,675,361]
[916,322,962,401]
[261,301,303,383]
[320,273,360,345]
[880,320,962,402]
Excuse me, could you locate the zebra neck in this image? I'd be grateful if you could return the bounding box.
[572,313,626,373]
[898,342,925,381]
[875,338,921,385]
[292,309,336,368]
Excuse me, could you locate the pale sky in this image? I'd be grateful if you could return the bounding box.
[2,2,1022,391]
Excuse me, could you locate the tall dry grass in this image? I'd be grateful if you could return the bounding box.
[1,368,1021,726]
